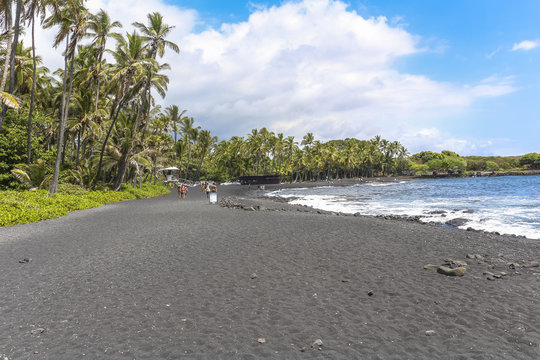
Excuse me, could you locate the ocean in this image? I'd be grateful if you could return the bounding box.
[267,175,540,240]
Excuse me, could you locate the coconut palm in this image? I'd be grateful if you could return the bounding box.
[87,9,122,113]
[132,12,179,137]
[0,0,13,95]
[11,159,52,190]
[47,0,90,193]
[0,0,24,131]
[93,30,153,189]
[165,104,187,164]
[25,0,54,163]
[194,129,217,180]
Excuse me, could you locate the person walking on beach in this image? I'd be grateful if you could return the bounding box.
[179,183,188,199]
[177,183,182,199]
[206,183,211,198]
[184,183,189,199]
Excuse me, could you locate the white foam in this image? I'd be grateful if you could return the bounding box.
[282,192,540,240]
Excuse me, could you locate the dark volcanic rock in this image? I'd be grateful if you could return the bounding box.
[445,218,469,227]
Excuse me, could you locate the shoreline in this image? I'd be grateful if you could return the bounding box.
[219,175,539,240]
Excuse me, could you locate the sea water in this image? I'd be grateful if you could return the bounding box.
[267,175,540,240]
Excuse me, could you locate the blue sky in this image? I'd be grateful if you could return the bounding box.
[169,0,539,155]
[37,1,540,155]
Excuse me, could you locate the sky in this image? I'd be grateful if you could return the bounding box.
[29,0,540,155]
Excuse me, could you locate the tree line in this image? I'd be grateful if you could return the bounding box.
[1,1,535,192]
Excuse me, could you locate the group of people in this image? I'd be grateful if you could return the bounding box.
[201,181,217,198]
[177,181,217,200]
[177,183,189,199]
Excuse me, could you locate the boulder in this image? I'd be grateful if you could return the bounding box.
[445,218,469,227]
[437,266,466,276]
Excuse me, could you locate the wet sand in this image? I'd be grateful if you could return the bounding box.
[0,185,539,359]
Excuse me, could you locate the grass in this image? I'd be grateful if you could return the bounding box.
[0,183,170,228]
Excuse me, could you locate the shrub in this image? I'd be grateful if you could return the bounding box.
[0,183,170,228]
[485,161,499,171]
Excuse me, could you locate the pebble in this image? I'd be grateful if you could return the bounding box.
[425,330,437,336]
[523,261,539,268]
[367,291,374,296]
[19,258,32,263]
[250,273,257,279]
[312,339,323,349]
[257,338,266,344]
[30,328,45,335]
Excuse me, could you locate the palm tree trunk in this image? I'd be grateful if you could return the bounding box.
[0,29,11,92]
[134,64,152,133]
[186,143,192,180]
[51,42,77,192]
[93,97,125,188]
[27,14,37,164]
[49,35,71,194]
[0,0,22,131]
[75,128,81,167]
[194,152,206,181]
[113,149,129,191]
[94,44,105,113]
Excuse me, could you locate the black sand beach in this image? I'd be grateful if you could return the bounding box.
[1,185,539,359]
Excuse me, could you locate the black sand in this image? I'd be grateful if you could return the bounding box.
[0,185,539,359]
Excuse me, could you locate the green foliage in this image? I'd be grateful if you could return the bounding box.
[0,113,45,189]
[57,183,90,195]
[425,154,467,171]
[519,153,540,169]
[442,156,467,171]
[411,151,443,163]
[11,159,52,189]
[465,156,521,172]
[485,161,499,171]
[0,183,169,228]
[466,159,486,171]
[409,162,429,174]
[441,150,460,158]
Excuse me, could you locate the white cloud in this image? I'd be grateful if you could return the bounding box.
[511,40,539,51]
[401,128,504,155]
[28,0,197,73]
[29,0,516,154]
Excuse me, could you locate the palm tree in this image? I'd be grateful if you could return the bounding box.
[194,129,217,180]
[87,9,122,113]
[0,90,20,109]
[25,0,53,163]
[47,0,90,193]
[132,12,179,137]
[0,0,13,95]
[0,0,23,131]
[92,30,152,189]
[165,104,187,163]
[185,119,199,180]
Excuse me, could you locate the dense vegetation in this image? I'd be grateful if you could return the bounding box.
[0,0,537,198]
[0,182,169,227]
[0,1,413,190]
